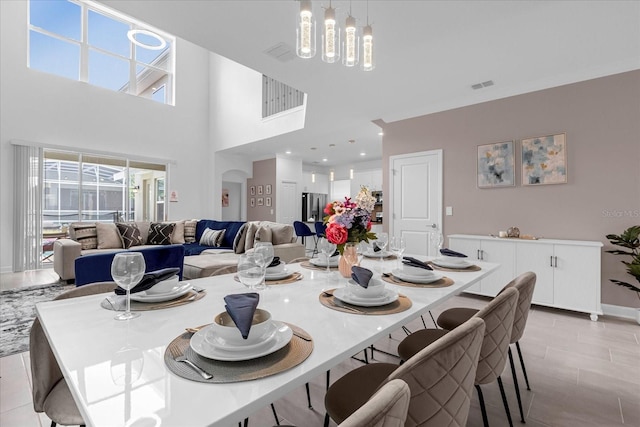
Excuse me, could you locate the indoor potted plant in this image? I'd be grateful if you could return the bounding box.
[605,225,640,323]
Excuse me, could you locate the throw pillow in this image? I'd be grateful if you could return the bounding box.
[147,222,175,245]
[200,228,226,247]
[269,224,295,245]
[255,226,273,244]
[116,223,143,249]
[167,220,185,244]
[184,219,198,243]
[70,223,98,250]
[97,223,123,249]
[244,222,259,251]
[233,223,248,254]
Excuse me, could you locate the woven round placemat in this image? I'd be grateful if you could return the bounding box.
[428,262,481,272]
[381,275,454,288]
[300,261,339,271]
[362,254,397,260]
[318,289,412,315]
[100,290,206,311]
[164,323,313,383]
[233,272,303,285]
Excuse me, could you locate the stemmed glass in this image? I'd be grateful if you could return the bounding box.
[253,242,274,289]
[375,232,389,273]
[111,252,145,321]
[430,230,444,257]
[237,253,265,291]
[390,236,406,270]
[317,238,337,278]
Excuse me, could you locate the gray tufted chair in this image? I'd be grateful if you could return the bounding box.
[323,317,486,427]
[30,282,117,427]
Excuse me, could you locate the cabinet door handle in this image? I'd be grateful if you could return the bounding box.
[550,256,553,267]
[554,256,558,268]
[480,250,484,260]
[477,249,481,259]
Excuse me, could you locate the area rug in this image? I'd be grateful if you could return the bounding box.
[0,283,74,358]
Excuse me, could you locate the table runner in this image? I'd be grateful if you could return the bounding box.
[381,275,454,288]
[100,289,206,311]
[319,289,412,315]
[164,323,313,383]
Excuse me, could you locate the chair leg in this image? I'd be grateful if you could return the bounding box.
[515,341,531,391]
[428,310,438,328]
[271,403,280,425]
[50,422,56,427]
[244,418,249,427]
[497,376,514,427]
[326,370,330,391]
[475,384,490,427]
[508,347,526,423]
[324,412,330,427]
[305,382,313,409]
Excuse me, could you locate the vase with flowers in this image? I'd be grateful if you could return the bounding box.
[323,187,378,277]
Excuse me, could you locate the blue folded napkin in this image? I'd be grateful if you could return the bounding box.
[351,266,373,288]
[402,256,433,271]
[267,257,281,268]
[114,267,180,295]
[373,243,382,252]
[440,248,467,258]
[224,293,260,339]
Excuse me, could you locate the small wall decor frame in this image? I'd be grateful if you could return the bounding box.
[265,184,272,195]
[257,197,264,206]
[257,185,263,195]
[250,198,255,208]
[521,133,567,185]
[477,140,515,188]
[266,197,272,207]
[250,186,255,196]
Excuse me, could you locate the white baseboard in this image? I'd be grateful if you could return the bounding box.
[601,303,640,321]
[0,265,12,274]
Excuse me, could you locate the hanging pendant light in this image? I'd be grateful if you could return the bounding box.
[361,0,374,71]
[296,0,316,59]
[342,2,359,67]
[322,1,340,63]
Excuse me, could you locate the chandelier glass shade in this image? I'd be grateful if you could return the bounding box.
[296,0,316,59]
[321,5,340,63]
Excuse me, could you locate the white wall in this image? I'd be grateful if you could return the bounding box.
[208,53,306,151]
[275,155,303,224]
[0,1,211,272]
[212,153,253,221]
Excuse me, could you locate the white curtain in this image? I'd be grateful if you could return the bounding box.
[13,144,43,272]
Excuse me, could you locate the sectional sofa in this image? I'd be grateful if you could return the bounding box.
[54,219,305,282]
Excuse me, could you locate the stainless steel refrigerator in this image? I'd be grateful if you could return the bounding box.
[301,192,327,222]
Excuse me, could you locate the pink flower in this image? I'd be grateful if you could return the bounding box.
[326,223,348,245]
[324,202,334,215]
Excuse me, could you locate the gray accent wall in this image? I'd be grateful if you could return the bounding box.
[383,70,640,308]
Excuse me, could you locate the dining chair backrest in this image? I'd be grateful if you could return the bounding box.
[293,221,314,238]
[385,317,486,427]
[502,272,536,343]
[30,281,117,411]
[472,287,519,386]
[338,379,411,427]
[315,221,327,238]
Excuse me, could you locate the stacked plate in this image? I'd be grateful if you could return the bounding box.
[309,256,339,267]
[431,256,473,269]
[130,281,193,302]
[265,261,293,280]
[334,279,398,307]
[363,250,390,258]
[391,265,444,284]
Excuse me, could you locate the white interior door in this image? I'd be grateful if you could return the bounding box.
[390,150,442,256]
[279,181,297,225]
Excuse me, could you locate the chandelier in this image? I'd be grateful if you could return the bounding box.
[296,0,375,71]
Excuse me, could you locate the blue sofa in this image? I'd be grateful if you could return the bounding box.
[74,244,185,286]
[183,220,245,256]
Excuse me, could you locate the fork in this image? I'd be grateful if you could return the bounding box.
[168,345,213,380]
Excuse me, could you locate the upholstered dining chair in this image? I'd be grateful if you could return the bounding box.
[324,317,486,427]
[30,282,117,427]
[437,272,537,423]
[293,221,317,255]
[397,287,519,427]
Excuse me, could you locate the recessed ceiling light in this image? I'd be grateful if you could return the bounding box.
[378,132,384,136]
[322,158,328,162]
[329,143,336,147]
[348,139,356,144]
[310,147,317,150]
[285,150,292,154]
[360,152,366,156]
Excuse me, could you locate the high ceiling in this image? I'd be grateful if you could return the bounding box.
[102,0,639,167]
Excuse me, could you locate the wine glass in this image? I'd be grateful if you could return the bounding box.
[317,238,337,278]
[430,230,444,257]
[111,252,145,321]
[390,236,406,269]
[253,242,274,289]
[237,253,265,291]
[374,232,389,273]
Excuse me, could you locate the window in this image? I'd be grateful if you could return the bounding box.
[28,0,175,105]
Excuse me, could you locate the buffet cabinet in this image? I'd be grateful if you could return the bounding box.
[448,234,603,321]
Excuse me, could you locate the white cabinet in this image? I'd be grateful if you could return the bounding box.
[351,169,383,194]
[449,234,603,320]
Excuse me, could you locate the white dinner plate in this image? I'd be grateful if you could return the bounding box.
[363,250,390,258]
[333,287,398,307]
[190,321,293,361]
[204,321,279,352]
[391,269,444,284]
[265,269,293,280]
[309,257,339,267]
[130,282,193,302]
[431,258,472,268]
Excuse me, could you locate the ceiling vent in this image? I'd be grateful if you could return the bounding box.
[264,42,296,62]
[471,80,495,90]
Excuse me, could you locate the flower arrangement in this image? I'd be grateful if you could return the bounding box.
[323,186,377,254]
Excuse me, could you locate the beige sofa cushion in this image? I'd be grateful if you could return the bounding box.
[166,220,185,244]
[69,223,98,250]
[244,222,259,251]
[135,221,150,243]
[233,223,248,254]
[255,226,272,243]
[97,223,122,249]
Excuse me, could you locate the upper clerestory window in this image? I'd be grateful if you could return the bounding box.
[28,0,175,105]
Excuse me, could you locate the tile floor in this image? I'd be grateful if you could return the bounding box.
[1,270,638,427]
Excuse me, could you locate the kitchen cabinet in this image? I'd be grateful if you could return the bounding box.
[449,234,602,320]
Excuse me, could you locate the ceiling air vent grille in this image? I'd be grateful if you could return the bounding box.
[471,80,495,90]
[263,42,296,62]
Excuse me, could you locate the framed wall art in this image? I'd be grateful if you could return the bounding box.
[477,141,515,188]
[521,133,567,185]
[266,197,272,207]
[250,186,255,196]
[257,197,264,206]
[221,188,229,207]
[250,198,255,208]
[265,184,272,195]
[257,185,263,195]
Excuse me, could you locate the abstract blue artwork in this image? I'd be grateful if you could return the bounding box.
[477,141,515,188]
[522,133,567,185]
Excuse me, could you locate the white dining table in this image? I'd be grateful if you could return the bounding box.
[36,256,499,427]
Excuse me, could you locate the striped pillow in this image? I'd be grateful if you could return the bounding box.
[70,223,97,250]
[184,220,198,243]
[200,228,226,247]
